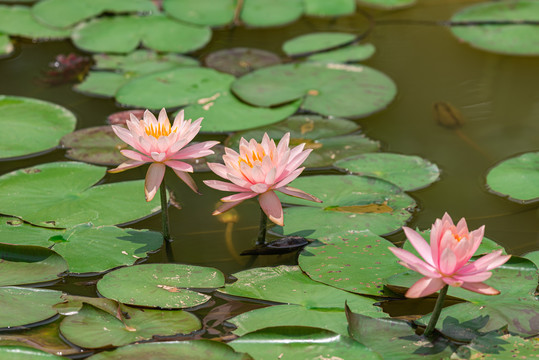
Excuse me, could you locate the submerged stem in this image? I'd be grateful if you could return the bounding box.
[160,179,171,242]
[423,285,448,337]
[256,207,267,245]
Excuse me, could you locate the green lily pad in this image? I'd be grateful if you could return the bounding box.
[0,216,62,247]
[0,5,70,40]
[32,0,157,29]
[307,43,376,63]
[486,152,539,203]
[61,125,129,165]
[230,327,382,360]
[523,250,539,268]
[228,304,379,337]
[298,230,404,296]
[50,224,163,274]
[59,304,201,348]
[226,115,359,148]
[283,32,356,56]
[231,62,397,118]
[94,50,199,72]
[0,243,67,286]
[450,0,539,56]
[303,134,380,168]
[163,0,236,26]
[181,91,301,133]
[463,334,539,359]
[72,14,211,54]
[0,96,76,160]
[116,67,235,109]
[335,153,440,191]
[74,71,130,98]
[241,0,303,27]
[0,162,163,228]
[87,340,252,360]
[97,263,225,308]
[0,287,63,328]
[357,0,417,10]
[204,48,281,77]
[274,175,416,238]
[0,346,65,360]
[219,265,383,314]
[304,0,356,16]
[346,310,454,359]
[0,33,13,56]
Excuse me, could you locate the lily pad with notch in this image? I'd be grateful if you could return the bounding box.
[231,62,397,118]
[97,263,225,309]
[0,96,76,160]
[0,161,163,228]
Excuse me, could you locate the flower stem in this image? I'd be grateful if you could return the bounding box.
[256,207,267,245]
[423,285,448,337]
[160,179,171,242]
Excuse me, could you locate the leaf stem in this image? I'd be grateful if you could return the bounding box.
[423,285,448,337]
[160,178,171,242]
[256,207,267,245]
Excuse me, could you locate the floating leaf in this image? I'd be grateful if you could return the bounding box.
[0,96,76,160]
[304,0,356,16]
[273,175,416,238]
[303,134,380,168]
[356,0,417,10]
[116,67,234,109]
[0,33,13,56]
[0,216,62,247]
[163,0,236,26]
[335,153,440,191]
[486,152,539,203]
[204,48,281,76]
[298,230,404,296]
[346,310,454,359]
[182,91,301,133]
[283,32,356,56]
[93,50,199,72]
[463,334,539,359]
[32,0,157,28]
[230,327,382,360]
[0,5,70,40]
[307,43,376,63]
[97,263,225,308]
[241,0,303,27]
[59,304,200,348]
[523,250,539,268]
[0,287,63,328]
[232,62,397,118]
[0,346,65,360]
[450,0,539,56]
[0,243,67,286]
[74,71,130,98]
[72,14,211,54]
[0,162,163,228]
[86,340,252,360]
[219,265,383,314]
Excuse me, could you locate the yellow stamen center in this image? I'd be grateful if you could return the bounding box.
[145,122,173,139]
[453,233,463,242]
[239,150,265,168]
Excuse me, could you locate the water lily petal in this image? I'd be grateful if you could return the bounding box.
[173,170,199,194]
[259,191,283,226]
[277,186,322,203]
[453,271,492,283]
[460,282,500,295]
[439,247,457,275]
[388,247,440,278]
[206,162,230,179]
[108,160,145,173]
[403,227,434,266]
[144,163,165,202]
[406,277,445,298]
[221,192,257,202]
[119,149,152,163]
[165,160,193,173]
[213,200,243,215]
[274,167,305,188]
[173,141,219,159]
[204,180,247,192]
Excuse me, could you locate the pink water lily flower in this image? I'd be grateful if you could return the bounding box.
[109,109,218,201]
[203,133,321,226]
[389,213,511,298]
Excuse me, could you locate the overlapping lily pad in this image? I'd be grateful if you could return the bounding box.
[304,0,356,16]
[230,327,382,360]
[298,231,404,296]
[241,0,303,27]
[93,50,199,73]
[59,304,201,348]
[0,162,163,228]
[0,5,70,40]
[335,153,440,191]
[116,67,234,109]
[307,43,376,63]
[274,175,416,238]
[72,14,211,54]
[0,216,61,247]
[204,48,281,76]
[97,263,225,308]
[74,72,130,98]
[450,0,539,56]
[283,32,356,56]
[87,340,252,360]
[0,96,76,160]
[163,0,236,27]
[0,287,63,328]
[0,346,65,360]
[357,0,417,10]
[181,91,301,133]
[232,62,397,118]
[0,244,67,286]
[60,126,128,165]
[0,33,13,56]
[486,151,539,203]
[32,0,157,29]
[219,265,383,314]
